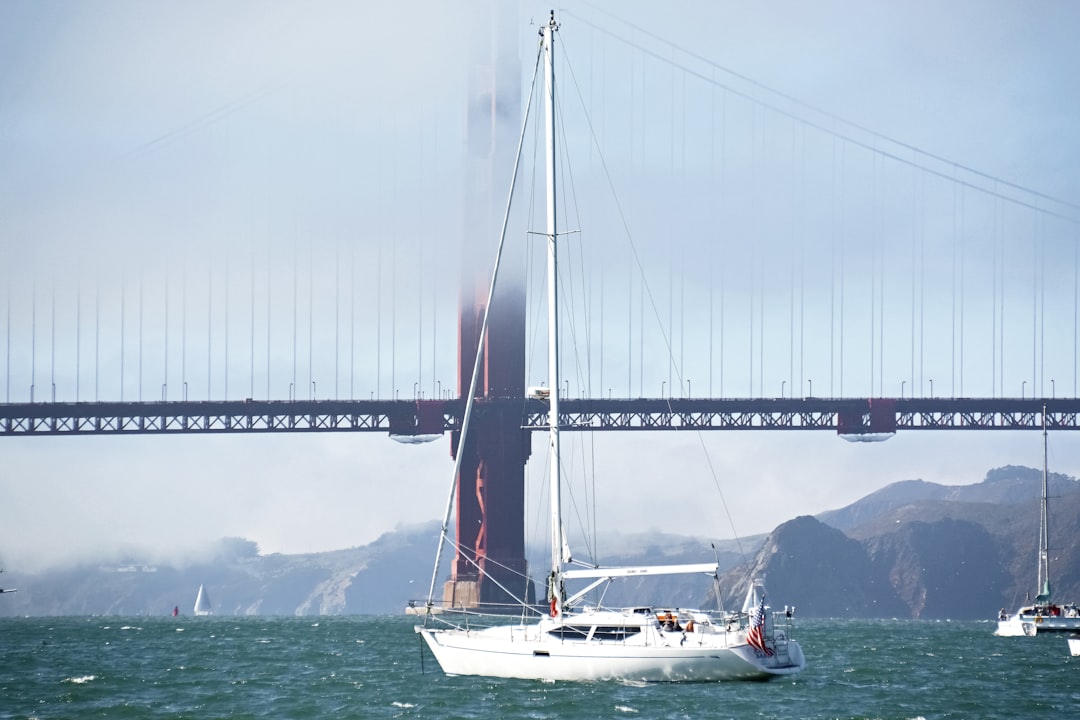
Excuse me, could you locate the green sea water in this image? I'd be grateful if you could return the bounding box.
[0,616,1076,719]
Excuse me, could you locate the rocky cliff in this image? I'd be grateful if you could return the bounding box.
[3,466,1077,619]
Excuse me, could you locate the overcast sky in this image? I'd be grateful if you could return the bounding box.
[2,0,1079,573]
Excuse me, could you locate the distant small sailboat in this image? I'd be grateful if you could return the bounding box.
[0,570,15,595]
[193,584,213,616]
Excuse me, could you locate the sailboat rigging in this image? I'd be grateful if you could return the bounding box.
[415,13,806,681]
[995,407,1080,636]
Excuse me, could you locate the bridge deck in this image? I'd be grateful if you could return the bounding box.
[1,398,1076,436]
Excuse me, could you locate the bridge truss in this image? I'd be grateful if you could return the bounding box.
[2,397,1078,437]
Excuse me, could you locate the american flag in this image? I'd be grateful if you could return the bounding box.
[746,593,774,656]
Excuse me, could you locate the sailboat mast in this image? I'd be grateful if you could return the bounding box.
[542,12,563,602]
[1038,405,1051,602]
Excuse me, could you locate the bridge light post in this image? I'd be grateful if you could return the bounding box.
[929,379,934,398]
[1022,380,1027,399]
[289,382,294,401]
[437,380,442,399]
[414,382,419,400]
[687,379,691,398]
[183,381,188,401]
[1051,379,1055,398]
[807,379,812,398]
[901,380,906,399]
[661,380,666,399]
[312,381,316,400]
[781,380,786,398]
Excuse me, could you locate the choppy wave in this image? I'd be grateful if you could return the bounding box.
[1,616,1075,719]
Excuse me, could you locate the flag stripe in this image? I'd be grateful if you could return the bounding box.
[746,593,774,656]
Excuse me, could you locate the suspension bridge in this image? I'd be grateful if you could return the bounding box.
[2,3,1078,601]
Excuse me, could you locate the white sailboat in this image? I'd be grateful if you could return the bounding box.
[995,408,1080,636]
[415,14,805,682]
[193,584,213,616]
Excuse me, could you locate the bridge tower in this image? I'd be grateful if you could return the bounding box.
[443,2,534,610]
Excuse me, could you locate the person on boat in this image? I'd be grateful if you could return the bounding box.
[999,608,1008,621]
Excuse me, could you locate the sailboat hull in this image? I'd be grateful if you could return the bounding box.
[996,613,1080,636]
[418,623,805,682]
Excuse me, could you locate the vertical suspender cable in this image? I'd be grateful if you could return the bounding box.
[963,183,972,397]
[207,264,213,400]
[708,79,715,397]
[999,195,1005,397]
[628,48,634,397]
[951,177,957,397]
[789,120,795,396]
[51,281,56,402]
[878,156,884,397]
[96,274,101,401]
[751,104,760,397]
[224,256,230,401]
[830,138,836,399]
[919,169,925,396]
[991,194,997,396]
[720,90,726,398]
[335,240,341,399]
[839,142,845,397]
[350,242,356,399]
[1037,210,1043,395]
[292,234,298,400]
[377,236,382,398]
[309,240,314,399]
[911,162,917,397]
[266,243,271,400]
[799,123,806,397]
[138,271,143,401]
[4,272,8,403]
[119,273,124,401]
[1032,209,1037,394]
[871,155,877,395]
[249,236,254,400]
[77,275,82,402]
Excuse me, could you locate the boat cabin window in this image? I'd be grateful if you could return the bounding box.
[548,625,591,640]
[547,624,642,641]
[592,625,642,641]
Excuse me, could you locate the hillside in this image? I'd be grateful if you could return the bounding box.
[2,465,1078,619]
[0,525,441,618]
